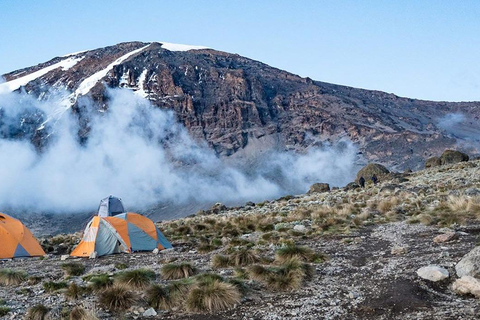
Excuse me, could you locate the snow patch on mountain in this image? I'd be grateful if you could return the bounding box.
[134,69,149,98]
[74,44,151,98]
[160,42,209,52]
[0,56,84,94]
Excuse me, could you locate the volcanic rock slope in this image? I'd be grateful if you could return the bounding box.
[2,41,480,169]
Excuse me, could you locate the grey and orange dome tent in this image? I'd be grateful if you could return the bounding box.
[0,213,45,259]
[70,212,172,257]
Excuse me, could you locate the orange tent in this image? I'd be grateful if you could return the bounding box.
[0,213,46,259]
[71,212,172,257]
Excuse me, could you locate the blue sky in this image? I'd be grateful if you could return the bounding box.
[0,1,479,102]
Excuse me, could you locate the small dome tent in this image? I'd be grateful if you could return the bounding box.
[97,195,125,217]
[70,212,172,258]
[0,213,46,259]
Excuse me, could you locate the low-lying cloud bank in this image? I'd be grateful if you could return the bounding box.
[0,89,357,213]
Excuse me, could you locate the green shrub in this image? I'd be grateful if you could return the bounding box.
[43,281,68,292]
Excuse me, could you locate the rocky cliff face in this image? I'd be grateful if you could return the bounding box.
[2,41,480,169]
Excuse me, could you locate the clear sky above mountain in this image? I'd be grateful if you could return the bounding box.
[1,1,479,102]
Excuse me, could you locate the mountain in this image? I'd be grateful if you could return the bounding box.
[2,41,479,170]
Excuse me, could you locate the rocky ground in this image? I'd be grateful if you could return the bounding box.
[1,160,480,319]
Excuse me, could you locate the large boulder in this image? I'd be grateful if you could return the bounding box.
[440,150,469,165]
[308,183,330,194]
[355,163,389,183]
[425,156,441,168]
[456,246,480,278]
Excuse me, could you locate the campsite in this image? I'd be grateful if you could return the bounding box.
[1,160,480,319]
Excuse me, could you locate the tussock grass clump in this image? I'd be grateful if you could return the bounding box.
[69,306,98,320]
[211,255,231,268]
[114,263,128,270]
[231,249,260,266]
[43,281,68,292]
[0,306,10,317]
[377,197,400,214]
[0,269,27,286]
[114,269,155,289]
[186,280,241,313]
[275,245,315,262]
[98,285,137,311]
[248,257,313,291]
[198,243,217,253]
[25,304,49,320]
[147,284,169,310]
[164,279,196,309]
[85,274,113,292]
[161,262,196,280]
[65,283,89,300]
[61,262,85,277]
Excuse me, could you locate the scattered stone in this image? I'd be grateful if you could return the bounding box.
[246,201,255,206]
[452,276,480,298]
[308,183,330,194]
[152,248,159,254]
[465,188,480,196]
[293,225,306,233]
[89,251,98,259]
[416,265,449,282]
[433,232,459,243]
[391,245,408,255]
[456,246,480,278]
[143,308,157,317]
[60,255,69,261]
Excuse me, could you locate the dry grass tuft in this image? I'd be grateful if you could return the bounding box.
[61,262,85,277]
[114,269,155,289]
[69,306,98,320]
[0,269,27,286]
[275,245,315,262]
[161,262,196,280]
[25,304,49,320]
[98,285,137,311]
[147,284,169,310]
[186,280,241,313]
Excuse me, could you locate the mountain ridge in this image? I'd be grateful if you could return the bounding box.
[1,41,480,170]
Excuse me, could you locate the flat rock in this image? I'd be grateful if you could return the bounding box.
[433,232,458,243]
[416,265,449,282]
[143,308,157,317]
